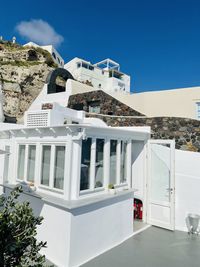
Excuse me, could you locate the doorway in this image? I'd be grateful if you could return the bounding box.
[147,140,175,230]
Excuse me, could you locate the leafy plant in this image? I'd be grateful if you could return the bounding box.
[95,181,103,188]
[108,183,114,189]
[0,186,48,267]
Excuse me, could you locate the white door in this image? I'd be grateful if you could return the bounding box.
[147,140,175,230]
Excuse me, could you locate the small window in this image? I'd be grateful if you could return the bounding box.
[54,146,65,189]
[77,62,81,68]
[82,62,88,69]
[72,103,84,111]
[41,146,51,186]
[52,52,56,59]
[88,65,94,71]
[80,138,92,190]
[88,101,100,114]
[17,145,25,180]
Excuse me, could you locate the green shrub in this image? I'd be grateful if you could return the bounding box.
[0,186,48,267]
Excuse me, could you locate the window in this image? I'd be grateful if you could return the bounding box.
[88,65,94,71]
[40,145,66,191]
[110,140,117,185]
[17,144,36,182]
[82,62,89,69]
[3,146,10,182]
[27,145,36,182]
[72,103,84,111]
[79,137,129,195]
[52,52,56,59]
[81,62,94,71]
[88,101,100,114]
[95,139,104,188]
[197,102,200,120]
[80,138,92,190]
[120,141,127,183]
[17,145,25,180]
[54,146,65,189]
[41,146,51,186]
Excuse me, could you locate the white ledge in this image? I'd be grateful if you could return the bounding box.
[2,184,136,211]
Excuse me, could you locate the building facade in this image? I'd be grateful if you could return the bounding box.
[64,58,131,94]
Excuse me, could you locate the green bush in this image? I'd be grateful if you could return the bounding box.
[0,186,48,267]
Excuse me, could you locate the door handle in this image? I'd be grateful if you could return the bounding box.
[166,188,173,192]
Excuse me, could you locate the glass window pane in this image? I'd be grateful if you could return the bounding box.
[41,146,51,186]
[17,145,25,180]
[80,138,92,190]
[27,145,36,182]
[95,139,104,188]
[54,146,65,190]
[120,141,127,183]
[3,146,10,182]
[150,144,171,202]
[110,140,117,185]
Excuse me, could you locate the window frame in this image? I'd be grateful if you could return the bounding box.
[79,136,130,197]
[80,137,106,196]
[16,142,67,194]
[16,143,37,183]
[38,143,67,193]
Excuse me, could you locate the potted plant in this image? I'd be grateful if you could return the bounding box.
[28,181,36,192]
[95,181,103,188]
[108,183,116,194]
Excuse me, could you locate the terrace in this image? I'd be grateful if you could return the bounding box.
[82,226,200,267]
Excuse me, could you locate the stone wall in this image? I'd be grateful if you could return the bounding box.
[68,90,144,116]
[86,114,200,152]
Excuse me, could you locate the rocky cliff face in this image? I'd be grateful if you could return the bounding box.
[0,41,56,122]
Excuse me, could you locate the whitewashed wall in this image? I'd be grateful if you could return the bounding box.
[3,188,133,267]
[69,197,133,267]
[175,149,200,231]
[131,141,145,201]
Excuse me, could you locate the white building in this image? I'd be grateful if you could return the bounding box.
[64,58,131,94]
[0,69,200,266]
[23,42,64,67]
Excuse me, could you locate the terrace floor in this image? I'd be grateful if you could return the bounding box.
[81,226,200,267]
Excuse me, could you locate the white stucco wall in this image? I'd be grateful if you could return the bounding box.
[69,197,133,267]
[175,149,200,231]
[131,141,146,201]
[2,187,134,267]
[109,87,200,119]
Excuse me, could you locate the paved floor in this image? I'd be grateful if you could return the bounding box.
[81,226,200,267]
[133,219,148,232]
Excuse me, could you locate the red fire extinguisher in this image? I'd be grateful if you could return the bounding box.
[138,202,143,220]
[133,199,143,220]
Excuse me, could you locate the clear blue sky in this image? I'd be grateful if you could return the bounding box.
[1,0,200,93]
